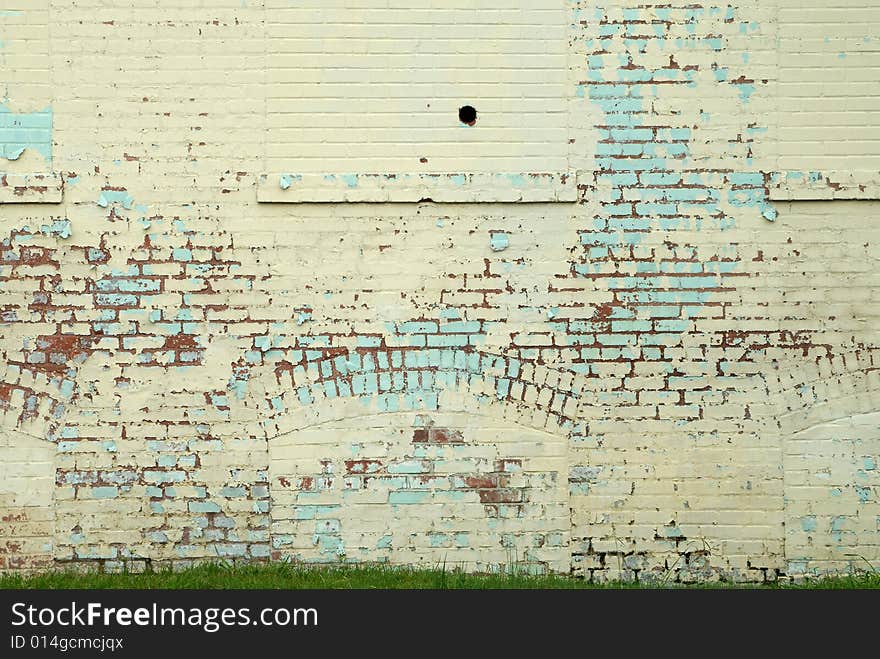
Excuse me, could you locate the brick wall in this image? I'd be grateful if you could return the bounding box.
[0,1,878,582]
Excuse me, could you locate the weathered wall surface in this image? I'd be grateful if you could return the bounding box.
[0,1,878,582]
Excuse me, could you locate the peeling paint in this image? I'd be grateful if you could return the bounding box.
[0,103,52,162]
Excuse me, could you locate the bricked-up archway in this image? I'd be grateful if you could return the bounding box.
[770,347,880,578]
[267,410,569,572]
[257,356,575,572]
[0,429,54,571]
[784,410,880,577]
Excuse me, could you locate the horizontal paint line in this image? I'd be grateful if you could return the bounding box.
[769,170,880,201]
[257,172,578,204]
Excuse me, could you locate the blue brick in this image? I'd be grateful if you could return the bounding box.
[440,320,481,333]
[91,486,118,499]
[346,353,362,371]
[641,172,682,185]
[157,455,177,468]
[428,334,468,347]
[389,490,430,505]
[117,278,160,292]
[608,217,651,230]
[596,333,636,346]
[641,333,684,345]
[664,188,708,202]
[397,321,436,334]
[144,469,186,484]
[609,127,653,142]
[635,202,677,215]
[362,352,376,371]
[611,320,651,332]
[351,374,367,395]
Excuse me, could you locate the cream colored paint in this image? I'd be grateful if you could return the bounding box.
[0,1,877,580]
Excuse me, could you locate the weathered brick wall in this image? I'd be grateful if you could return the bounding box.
[0,1,877,582]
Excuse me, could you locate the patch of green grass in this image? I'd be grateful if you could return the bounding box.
[1,562,879,589]
[775,572,880,590]
[0,563,590,590]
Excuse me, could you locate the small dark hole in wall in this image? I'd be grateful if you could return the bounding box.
[458,105,477,126]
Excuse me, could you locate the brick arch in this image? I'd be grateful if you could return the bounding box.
[253,346,584,441]
[231,347,582,571]
[0,372,66,444]
[769,347,880,436]
[766,347,880,576]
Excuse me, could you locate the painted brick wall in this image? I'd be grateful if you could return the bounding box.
[0,1,878,583]
[778,4,880,174]
[266,0,570,173]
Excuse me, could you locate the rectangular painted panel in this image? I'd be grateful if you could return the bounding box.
[265,0,569,173]
[778,4,880,175]
[0,1,52,168]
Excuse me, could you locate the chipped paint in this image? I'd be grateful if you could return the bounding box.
[0,103,52,162]
[0,2,877,582]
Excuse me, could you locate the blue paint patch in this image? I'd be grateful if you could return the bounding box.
[733,82,756,103]
[228,372,249,400]
[389,490,430,505]
[0,103,52,162]
[761,204,777,221]
[578,7,776,342]
[157,455,177,468]
[58,379,75,398]
[297,386,313,405]
[37,219,72,239]
[97,189,134,210]
[92,486,119,499]
[490,232,509,252]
